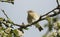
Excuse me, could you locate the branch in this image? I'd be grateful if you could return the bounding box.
[1,9,9,19]
[0,0,14,4]
[56,0,59,6]
[41,8,57,17]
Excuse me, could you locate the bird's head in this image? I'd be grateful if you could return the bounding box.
[27,10,34,13]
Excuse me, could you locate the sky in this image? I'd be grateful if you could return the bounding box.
[0,0,57,37]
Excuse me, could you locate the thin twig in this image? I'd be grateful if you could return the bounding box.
[1,9,9,19]
[56,0,59,6]
[41,8,57,17]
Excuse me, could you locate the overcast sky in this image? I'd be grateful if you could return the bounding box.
[0,0,57,37]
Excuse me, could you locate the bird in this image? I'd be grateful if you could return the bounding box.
[27,10,43,31]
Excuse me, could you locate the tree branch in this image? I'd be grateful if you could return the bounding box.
[56,0,59,6]
[1,9,9,19]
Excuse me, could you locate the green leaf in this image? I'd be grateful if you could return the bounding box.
[44,24,48,27]
[13,29,18,36]
[46,16,51,22]
[43,35,46,37]
[7,33,12,37]
[56,21,60,29]
[0,27,5,31]
[1,31,7,37]
[23,27,29,30]
[13,29,24,37]
[0,17,5,21]
[7,18,14,24]
[52,17,58,23]
[46,16,53,31]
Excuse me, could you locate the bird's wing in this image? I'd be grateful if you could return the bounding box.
[32,12,39,20]
[27,14,33,23]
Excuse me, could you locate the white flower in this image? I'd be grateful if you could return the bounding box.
[53,20,60,30]
[58,29,60,35]
[53,22,58,30]
[54,9,59,13]
[17,29,24,37]
[5,27,12,34]
[0,31,8,37]
[46,31,57,37]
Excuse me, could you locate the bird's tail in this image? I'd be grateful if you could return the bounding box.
[35,23,43,31]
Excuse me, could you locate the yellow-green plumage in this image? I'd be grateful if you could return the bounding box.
[27,10,43,31]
